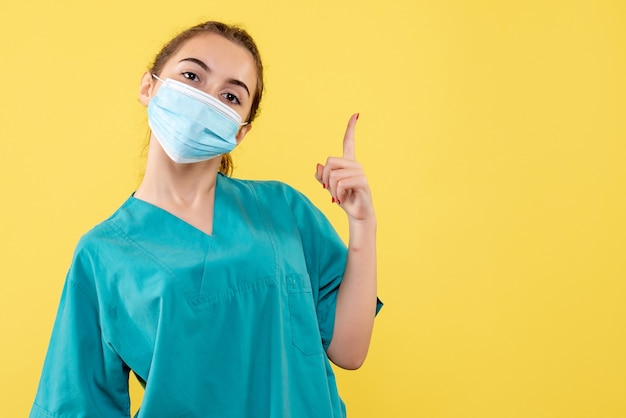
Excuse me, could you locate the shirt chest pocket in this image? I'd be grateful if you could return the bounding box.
[287,274,324,356]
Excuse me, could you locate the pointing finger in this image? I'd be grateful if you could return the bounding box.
[343,113,359,160]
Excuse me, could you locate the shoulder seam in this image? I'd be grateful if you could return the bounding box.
[105,219,179,281]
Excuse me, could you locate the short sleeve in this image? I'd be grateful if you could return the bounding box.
[284,187,382,350]
[30,245,130,418]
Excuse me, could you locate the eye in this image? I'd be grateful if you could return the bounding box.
[182,71,200,82]
[222,92,241,105]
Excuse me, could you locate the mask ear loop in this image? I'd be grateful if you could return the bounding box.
[148,74,164,99]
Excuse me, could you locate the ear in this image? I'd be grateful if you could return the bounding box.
[139,71,155,107]
[235,123,252,145]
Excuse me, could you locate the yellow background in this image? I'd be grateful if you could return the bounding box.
[1,0,625,416]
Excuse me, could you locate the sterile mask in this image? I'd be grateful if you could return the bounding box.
[147,74,248,164]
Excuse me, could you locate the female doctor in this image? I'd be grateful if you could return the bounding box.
[31,21,380,418]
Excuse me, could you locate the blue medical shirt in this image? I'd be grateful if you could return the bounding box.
[31,175,381,417]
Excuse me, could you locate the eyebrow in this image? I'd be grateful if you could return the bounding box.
[179,57,250,97]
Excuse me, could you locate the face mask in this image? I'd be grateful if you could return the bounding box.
[147,75,248,164]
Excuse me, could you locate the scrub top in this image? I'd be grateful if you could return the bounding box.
[31,174,382,418]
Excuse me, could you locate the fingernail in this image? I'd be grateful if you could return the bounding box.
[356,113,360,120]
[332,197,335,203]
[323,183,327,189]
[337,199,342,204]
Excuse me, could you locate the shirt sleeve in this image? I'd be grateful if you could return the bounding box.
[30,244,131,418]
[284,186,382,351]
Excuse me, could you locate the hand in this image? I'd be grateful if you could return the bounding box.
[315,113,375,223]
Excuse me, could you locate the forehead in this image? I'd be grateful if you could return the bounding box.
[168,33,257,92]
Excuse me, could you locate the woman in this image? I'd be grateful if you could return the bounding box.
[31,21,381,417]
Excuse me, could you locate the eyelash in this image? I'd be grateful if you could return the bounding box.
[222,92,241,105]
[181,72,241,105]
[182,71,200,82]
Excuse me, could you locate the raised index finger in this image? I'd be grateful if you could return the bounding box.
[343,113,359,160]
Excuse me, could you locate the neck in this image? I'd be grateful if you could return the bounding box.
[135,138,222,208]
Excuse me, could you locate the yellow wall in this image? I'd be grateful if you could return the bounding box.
[2,1,625,416]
